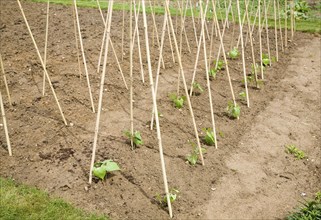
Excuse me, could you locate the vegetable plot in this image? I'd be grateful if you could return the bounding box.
[0,0,309,219]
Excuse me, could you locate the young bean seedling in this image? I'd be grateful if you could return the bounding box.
[213,59,225,71]
[169,93,186,109]
[226,101,240,119]
[202,128,215,146]
[124,130,143,147]
[192,82,204,94]
[186,141,206,165]
[239,91,246,100]
[92,159,120,180]
[228,47,239,59]
[155,188,180,206]
[285,144,306,159]
[261,54,275,66]
[208,68,218,79]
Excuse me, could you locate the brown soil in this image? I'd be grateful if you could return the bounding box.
[0,1,320,219]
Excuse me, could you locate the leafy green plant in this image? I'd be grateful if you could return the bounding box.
[226,101,240,119]
[186,141,206,165]
[208,68,218,78]
[92,160,120,180]
[287,191,321,220]
[202,128,215,146]
[124,130,143,147]
[192,82,204,93]
[239,91,246,100]
[213,59,225,70]
[261,54,276,66]
[169,93,186,109]
[155,188,179,206]
[262,53,271,66]
[285,144,306,159]
[227,47,239,59]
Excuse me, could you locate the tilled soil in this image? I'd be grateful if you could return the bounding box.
[0,1,320,219]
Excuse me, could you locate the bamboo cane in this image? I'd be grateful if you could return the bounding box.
[207,0,232,83]
[229,3,236,50]
[189,0,199,45]
[273,0,279,61]
[217,0,225,27]
[244,0,259,89]
[121,3,125,61]
[0,53,12,106]
[182,0,192,53]
[110,39,128,90]
[264,0,271,67]
[285,0,288,47]
[132,0,145,83]
[189,0,209,97]
[17,0,67,125]
[97,10,108,74]
[149,0,165,68]
[208,6,216,69]
[42,0,50,96]
[224,0,229,29]
[277,0,284,52]
[290,0,294,40]
[151,0,171,130]
[89,0,114,184]
[260,0,272,32]
[142,1,173,217]
[236,0,251,48]
[236,0,250,108]
[167,17,176,63]
[243,0,255,47]
[259,0,264,79]
[72,0,82,79]
[190,0,232,95]
[0,91,11,156]
[73,0,95,113]
[129,0,134,149]
[178,0,184,55]
[212,0,237,107]
[164,0,205,166]
[201,0,218,149]
[245,4,259,46]
[96,0,105,24]
[166,19,176,63]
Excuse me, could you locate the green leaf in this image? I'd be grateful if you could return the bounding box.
[227,101,240,119]
[133,131,143,146]
[228,48,239,59]
[213,60,225,70]
[92,166,107,180]
[103,160,120,172]
[204,128,215,146]
[174,98,184,108]
[239,91,246,99]
[193,82,204,93]
[208,68,217,78]
[186,154,198,165]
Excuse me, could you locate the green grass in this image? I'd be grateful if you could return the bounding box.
[27,0,321,33]
[286,192,321,220]
[0,177,108,220]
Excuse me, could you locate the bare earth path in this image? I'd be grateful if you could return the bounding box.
[205,37,321,219]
